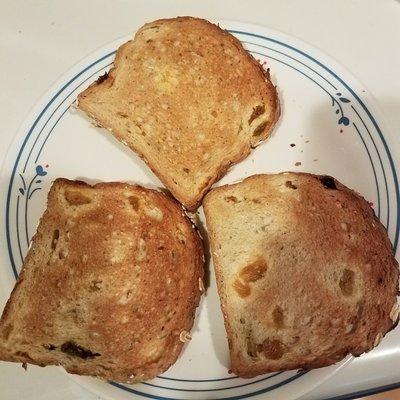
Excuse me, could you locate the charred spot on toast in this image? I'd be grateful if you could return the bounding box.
[285,180,297,189]
[248,105,265,124]
[319,176,337,190]
[96,71,109,84]
[61,341,100,359]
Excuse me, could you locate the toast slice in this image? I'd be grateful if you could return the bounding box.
[77,17,280,210]
[203,173,399,377]
[0,179,204,382]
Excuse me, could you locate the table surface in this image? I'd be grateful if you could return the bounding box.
[1,1,400,399]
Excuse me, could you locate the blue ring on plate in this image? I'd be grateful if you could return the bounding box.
[142,372,283,392]
[110,371,308,400]
[4,29,398,398]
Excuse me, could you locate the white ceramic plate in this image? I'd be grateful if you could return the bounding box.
[1,20,398,400]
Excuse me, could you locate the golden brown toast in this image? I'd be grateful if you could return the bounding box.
[78,17,280,210]
[203,173,399,377]
[0,179,204,382]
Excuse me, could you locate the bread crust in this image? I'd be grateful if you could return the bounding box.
[78,17,280,210]
[0,178,204,382]
[204,172,399,377]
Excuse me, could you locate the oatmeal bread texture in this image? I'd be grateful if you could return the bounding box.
[203,172,399,377]
[0,179,204,382]
[78,17,280,210]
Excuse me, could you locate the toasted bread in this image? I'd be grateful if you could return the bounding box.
[77,17,280,210]
[0,179,204,382]
[203,173,399,377]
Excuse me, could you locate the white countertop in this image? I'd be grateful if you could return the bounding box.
[1,1,400,399]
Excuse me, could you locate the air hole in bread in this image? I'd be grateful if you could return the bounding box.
[43,344,56,351]
[117,111,128,118]
[128,196,140,211]
[262,338,285,359]
[211,110,217,118]
[248,105,265,124]
[51,230,59,250]
[247,339,262,358]
[341,222,349,232]
[272,306,284,328]
[89,280,103,292]
[339,269,355,296]
[65,190,92,205]
[319,176,337,190]
[65,308,81,323]
[252,198,262,204]
[60,341,100,359]
[183,167,190,174]
[2,324,13,340]
[58,249,68,259]
[225,196,239,203]
[240,318,246,324]
[285,180,297,189]
[132,304,142,315]
[176,230,186,245]
[252,121,268,137]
